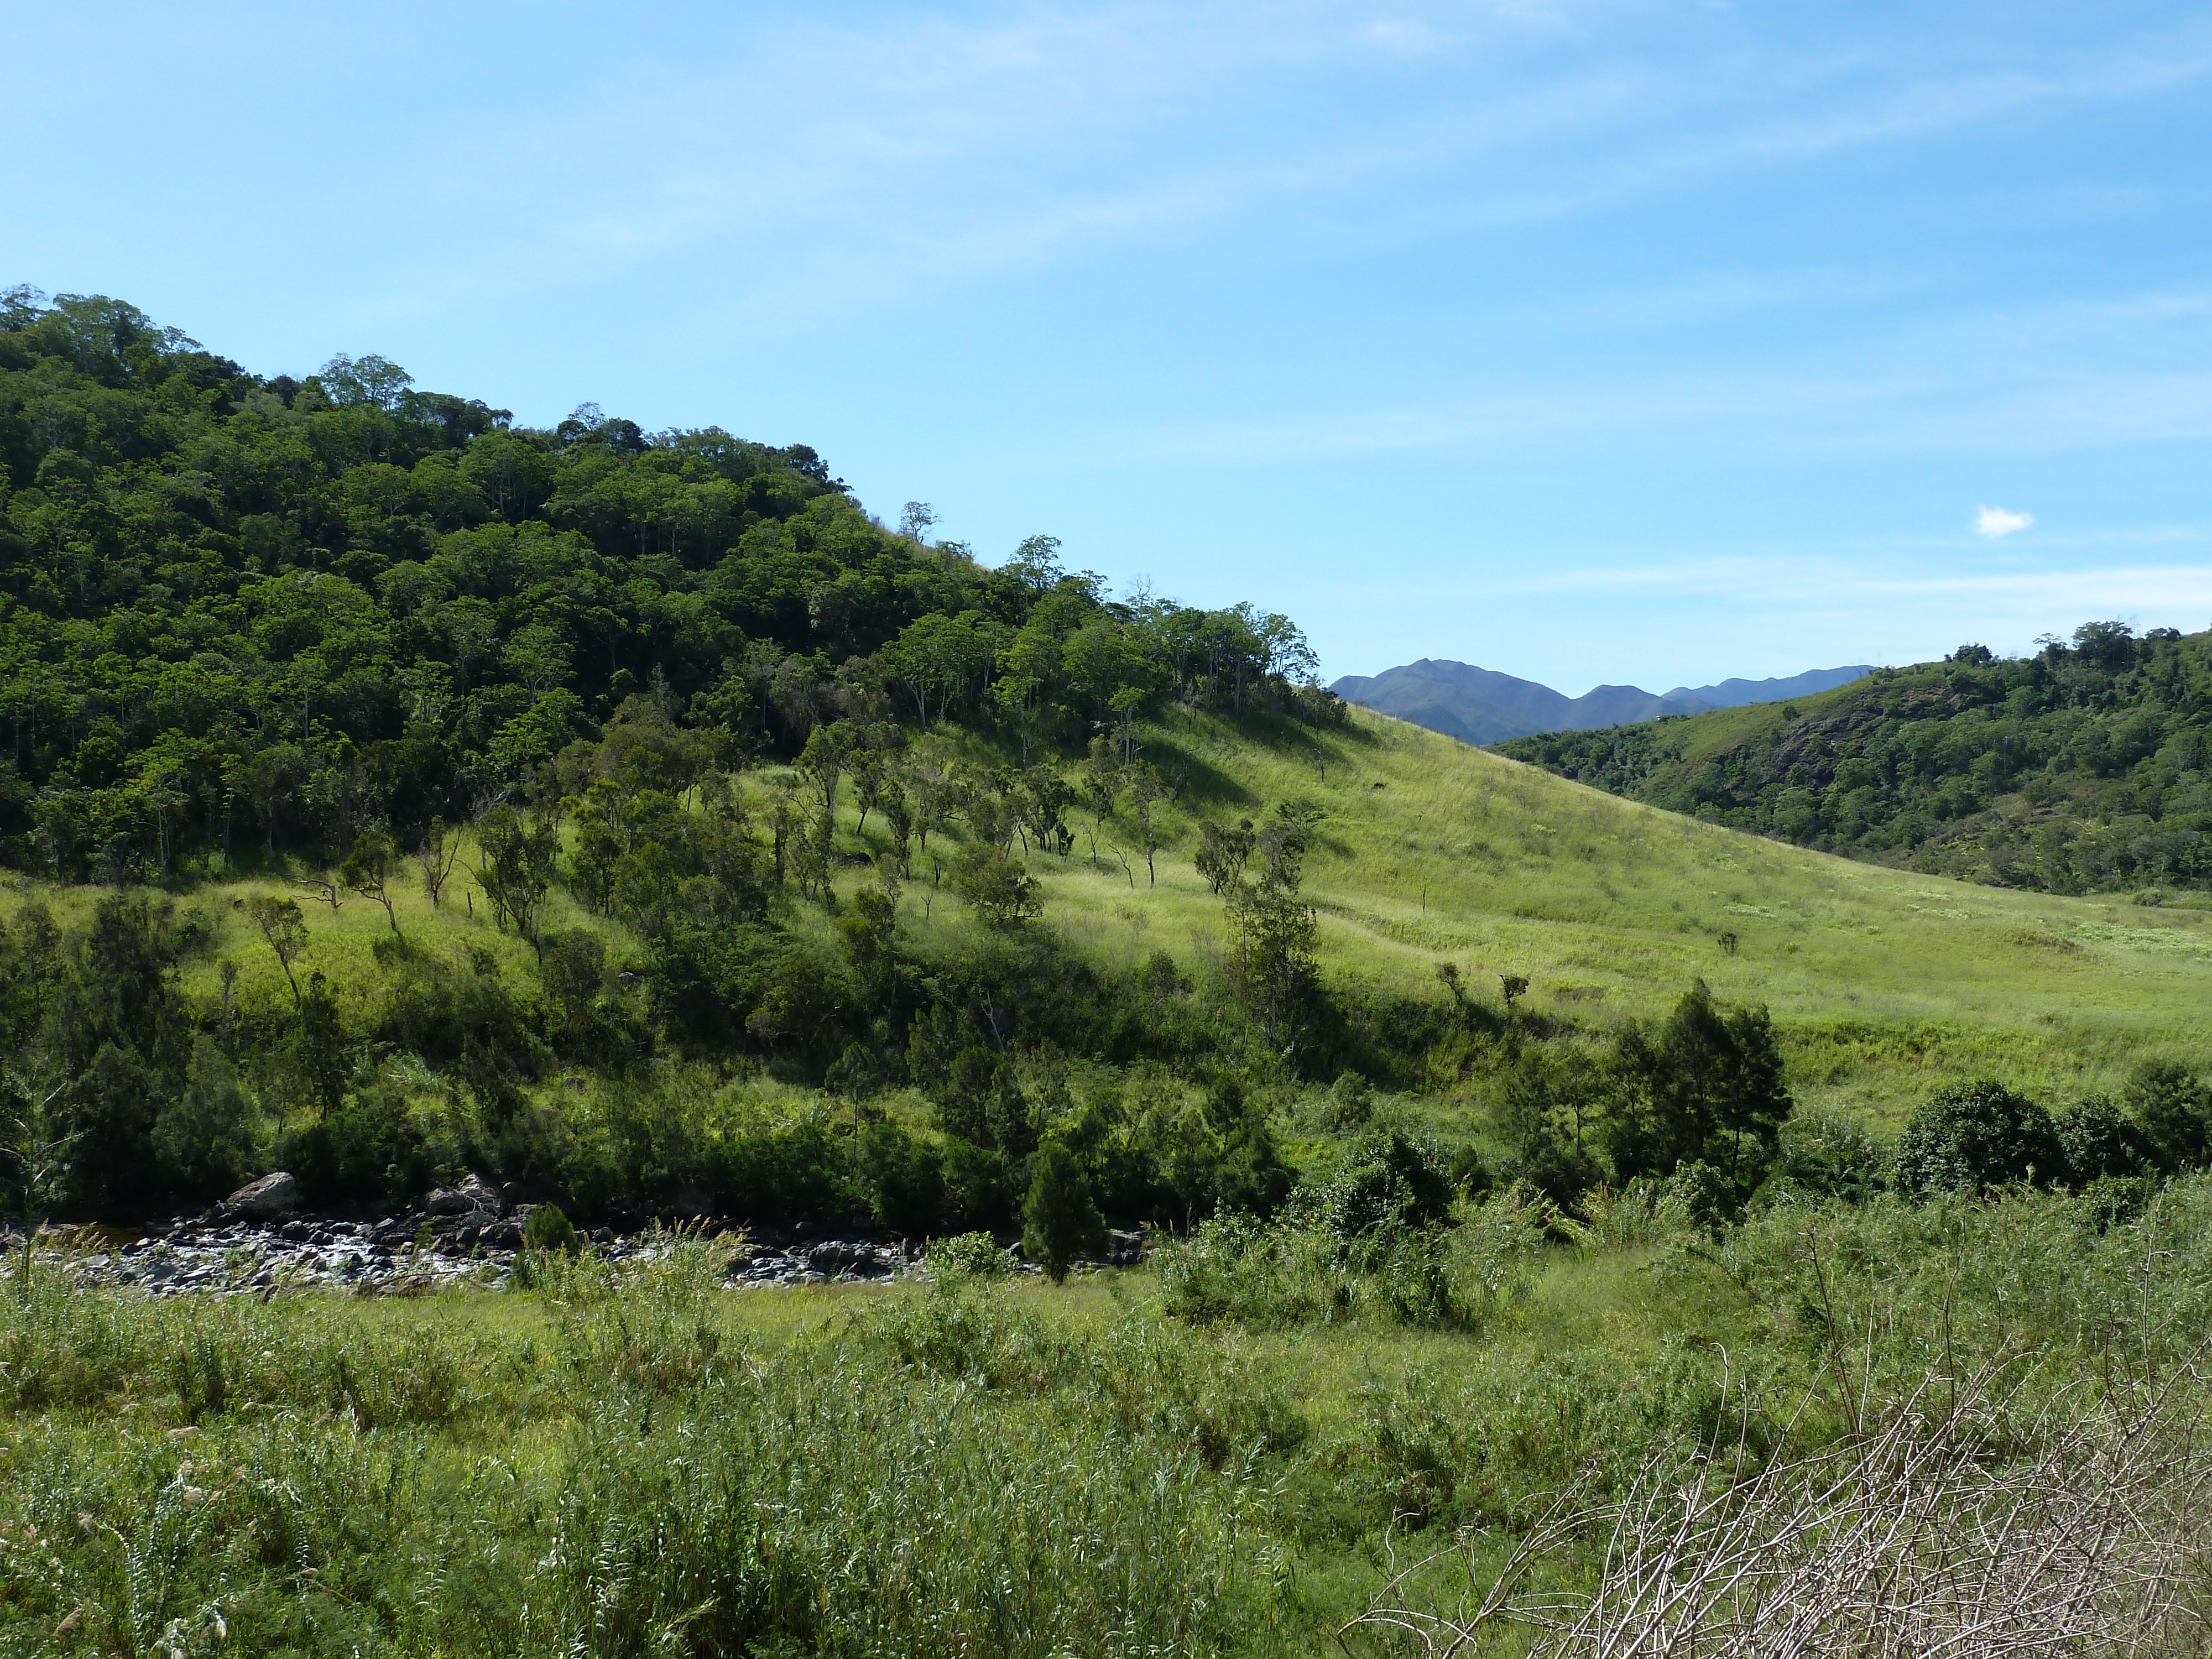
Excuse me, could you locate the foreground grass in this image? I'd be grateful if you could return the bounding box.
[7,1176,2212,1656]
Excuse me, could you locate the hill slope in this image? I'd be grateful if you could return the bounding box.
[1496,625,2212,896]
[3,289,2207,1235]
[1026,708,2212,1118]
[1332,658,1870,744]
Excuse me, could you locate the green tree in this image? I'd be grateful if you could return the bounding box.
[1022,1140,1104,1284]
[153,1035,253,1199]
[245,894,309,1007]
[1194,818,1255,894]
[838,888,898,988]
[476,804,557,954]
[948,842,1042,929]
[1894,1079,2065,1193]
[342,830,401,932]
[1605,982,1792,1189]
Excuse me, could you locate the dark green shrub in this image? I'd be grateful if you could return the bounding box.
[523,1202,581,1255]
[1774,1108,1887,1201]
[2055,1094,2155,1183]
[1022,1141,1105,1283]
[1321,1129,1455,1237]
[1663,1158,1735,1232]
[285,1083,434,1209]
[940,1138,1015,1232]
[858,1121,945,1234]
[1895,1079,2067,1193]
[704,1123,860,1224]
[151,1034,254,1201]
[2126,1061,2211,1171]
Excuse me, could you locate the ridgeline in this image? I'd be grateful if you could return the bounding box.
[1496,625,2212,895]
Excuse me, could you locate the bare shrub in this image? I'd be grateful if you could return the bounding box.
[1342,1368,2212,1658]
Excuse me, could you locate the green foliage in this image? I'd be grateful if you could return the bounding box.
[522,1200,580,1255]
[1606,980,1792,1191]
[1499,624,2212,892]
[1022,1140,1107,1282]
[1772,1107,1888,1201]
[1894,1078,2067,1192]
[2126,1058,2212,1170]
[926,1229,1009,1280]
[1318,1128,1456,1237]
[151,1034,252,1199]
[1154,1187,1550,1333]
[946,840,1043,928]
[6,1173,2212,1652]
[0,288,1330,889]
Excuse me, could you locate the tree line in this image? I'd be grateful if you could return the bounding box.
[1498,622,2212,893]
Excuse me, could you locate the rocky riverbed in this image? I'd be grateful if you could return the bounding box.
[37,1219,927,1298]
[9,1169,1140,1298]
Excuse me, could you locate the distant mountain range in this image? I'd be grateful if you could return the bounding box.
[1328,660,1876,746]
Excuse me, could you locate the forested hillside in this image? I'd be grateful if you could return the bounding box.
[5,288,2209,1247]
[0,287,1364,1226]
[0,286,1323,875]
[1496,624,2212,894]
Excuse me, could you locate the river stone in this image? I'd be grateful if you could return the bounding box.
[224,1172,300,1219]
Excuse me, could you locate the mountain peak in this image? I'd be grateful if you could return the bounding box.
[1329,660,1874,745]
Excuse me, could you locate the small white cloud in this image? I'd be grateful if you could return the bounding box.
[1975,504,2035,538]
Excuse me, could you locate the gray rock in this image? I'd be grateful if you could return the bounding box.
[458,1172,504,1215]
[223,1172,300,1219]
[806,1240,878,1274]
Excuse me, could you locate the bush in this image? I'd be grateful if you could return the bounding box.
[2126,1060,2211,1171]
[1894,1079,2067,1193]
[285,1083,435,1209]
[150,1034,254,1201]
[524,1202,581,1255]
[2054,1094,2155,1183]
[1322,1071,1374,1130]
[1022,1141,1106,1283]
[927,1230,1010,1280]
[1773,1108,1887,1201]
[858,1122,946,1233]
[1156,1191,1546,1332]
[1320,1129,1455,1237]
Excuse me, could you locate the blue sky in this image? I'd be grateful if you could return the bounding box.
[5,2,2210,693]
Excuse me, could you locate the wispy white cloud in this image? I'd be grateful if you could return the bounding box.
[393,3,2212,324]
[1975,505,2035,538]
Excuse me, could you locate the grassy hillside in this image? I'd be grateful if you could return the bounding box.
[9,702,2204,1196]
[4,288,2206,1234]
[1496,623,2212,896]
[1026,707,2211,1122]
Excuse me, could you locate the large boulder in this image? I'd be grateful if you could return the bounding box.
[223,1172,300,1220]
[425,1174,503,1219]
[459,1172,504,1215]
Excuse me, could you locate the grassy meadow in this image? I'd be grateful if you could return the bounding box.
[7,1174,2211,1656]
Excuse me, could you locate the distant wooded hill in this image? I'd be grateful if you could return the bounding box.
[1495,624,2212,894]
[1329,659,1872,745]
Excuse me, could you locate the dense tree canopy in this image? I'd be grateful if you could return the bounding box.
[0,286,1330,884]
[1498,624,2212,893]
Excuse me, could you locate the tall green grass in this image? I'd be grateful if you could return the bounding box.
[7,1180,2212,1653]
